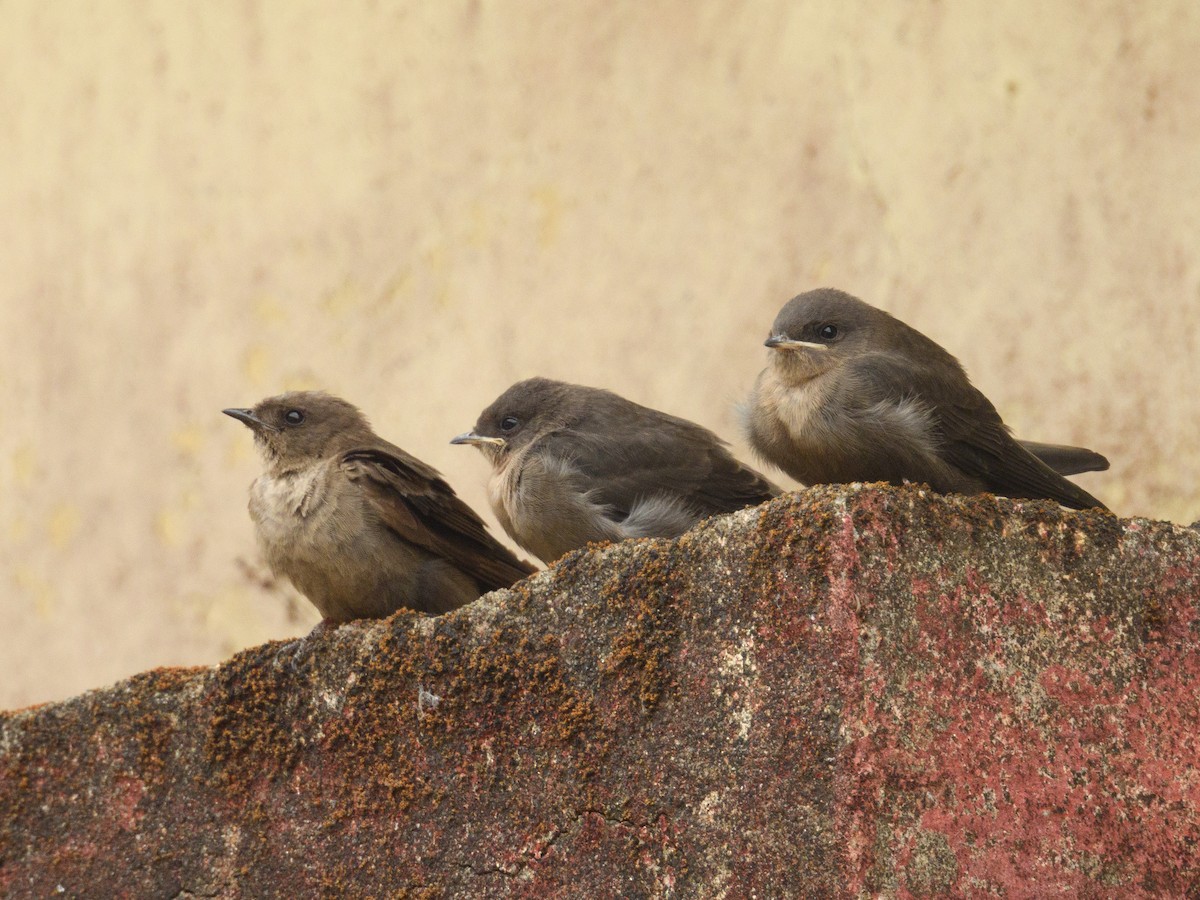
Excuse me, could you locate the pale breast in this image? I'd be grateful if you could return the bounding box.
[250,465,324,531]
[487,447,556,556]
[486,447,620,563]
[247,462,406,619]
[486,455,521,543]
[749,368,836,452]
[772,373,833,442]
[747,365,869,486]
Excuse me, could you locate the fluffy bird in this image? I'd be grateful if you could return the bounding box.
[453,377,780,563]
[225,391,535,623]
[744,288,1108,510]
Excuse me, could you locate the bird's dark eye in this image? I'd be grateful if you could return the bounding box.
[817,324,839,340]
[499,416,519,432]
[284,410,305,426]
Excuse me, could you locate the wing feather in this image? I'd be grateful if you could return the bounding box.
[341,444,537,592]
[849,354,1106,510]
[537,405,780,524]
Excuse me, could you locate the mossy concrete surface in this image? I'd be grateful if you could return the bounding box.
[2,485,1199,897]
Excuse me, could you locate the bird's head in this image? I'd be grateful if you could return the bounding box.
[764,288,896,381]
[452,377,572,465]
[224,391,371,470]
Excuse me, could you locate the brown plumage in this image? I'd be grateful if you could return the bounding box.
[225,392,535,622]
[453,377,780,563]
[744,288,1109,510]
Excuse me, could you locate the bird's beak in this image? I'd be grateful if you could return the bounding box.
[450,431,506,448]
[223,408,278,433]
[764,335,827,351]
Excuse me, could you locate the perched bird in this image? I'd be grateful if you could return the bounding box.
[452,377,780,563]
[224,391,535,623]
[744,288,1108,510]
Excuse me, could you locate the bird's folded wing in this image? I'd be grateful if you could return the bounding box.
[539,410,780,521]
[341,446,537,590]
[851,354,1106,510]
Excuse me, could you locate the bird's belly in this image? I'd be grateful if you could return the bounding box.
[249,472,398,618]
[489,454,615,564]
[750,374,849,483]
[489,467,568,563]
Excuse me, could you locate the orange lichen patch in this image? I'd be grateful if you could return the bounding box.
[202,642,314,784]
[309,605,611,823]
[601,542,684,713]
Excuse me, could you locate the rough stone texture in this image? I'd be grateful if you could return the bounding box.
[3,484,1200,897]
[3,1,1199,710]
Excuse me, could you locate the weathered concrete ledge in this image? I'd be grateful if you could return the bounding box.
[3,485,1200,897]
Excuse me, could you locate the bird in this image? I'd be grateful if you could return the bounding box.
[451,377,780,563]
[224,391,536,624]
[744,288,1109,510]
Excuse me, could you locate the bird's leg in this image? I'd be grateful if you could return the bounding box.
[271,618,339,675]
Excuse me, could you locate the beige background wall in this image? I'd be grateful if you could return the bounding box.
[2,2,1198,709]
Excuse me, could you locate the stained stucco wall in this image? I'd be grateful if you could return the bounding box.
[2,1,1198,708]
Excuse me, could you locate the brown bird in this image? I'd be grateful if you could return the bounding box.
[452,377,780,563]
[224,391,536,623]
[744,288,1108,510]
